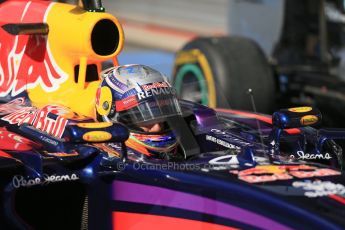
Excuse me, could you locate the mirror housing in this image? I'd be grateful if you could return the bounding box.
[272,106,322,129]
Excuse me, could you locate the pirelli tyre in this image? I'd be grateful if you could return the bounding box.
[172,36,276,113]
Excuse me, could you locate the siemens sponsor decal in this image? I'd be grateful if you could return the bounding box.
[206,135,241,150]
[210,129,251,147]
[206,129,251,150]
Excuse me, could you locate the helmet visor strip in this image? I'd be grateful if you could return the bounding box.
[116,89,182,126]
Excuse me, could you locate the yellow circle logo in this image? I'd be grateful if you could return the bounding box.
[288,107,312,113]
[96,86,112,116]
[83,131,112,142]
[300,115,318,126]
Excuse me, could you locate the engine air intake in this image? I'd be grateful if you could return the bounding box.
[91,19,119,56]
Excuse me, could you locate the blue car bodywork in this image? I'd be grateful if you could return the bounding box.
[0,98,345,229]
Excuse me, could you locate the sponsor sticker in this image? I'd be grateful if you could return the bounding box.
[209,129,250,146]
[230,165,340,183]
[82,131,112,142]
[115,86,177,112]
[290,151,332,160]
[175,49,200,64]
[142,82,169,91]
[288,107,312,113]
[289,168,340,178]
[293,180,345,198]
[206,135,241,150]
[115,95,138,111]
[1,105,68,138]
[137,87,176,100]
[39,135,59,146]
[12,173,79,188]
[300,115,318,126]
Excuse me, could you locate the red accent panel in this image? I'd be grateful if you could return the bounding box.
[115,95,138,112]
[0,1,63,97]
[216,108,300,134]
[113,212,239,230]
[329,195,345,205]
[0,150,13,159]
[0,130,40,151]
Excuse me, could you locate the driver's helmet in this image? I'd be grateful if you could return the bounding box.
[95,64,181,156]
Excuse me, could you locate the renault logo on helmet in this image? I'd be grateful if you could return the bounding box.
[137,87,176,100]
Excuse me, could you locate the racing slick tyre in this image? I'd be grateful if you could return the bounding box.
[172,36,276,113]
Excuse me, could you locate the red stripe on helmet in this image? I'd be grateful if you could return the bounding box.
[115,95,138,112]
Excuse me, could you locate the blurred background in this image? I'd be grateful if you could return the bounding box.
[105,0,231,76]
[102,0,283,76]
[59,0,345,126]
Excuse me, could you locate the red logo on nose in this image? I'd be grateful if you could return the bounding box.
[0,1,67,97]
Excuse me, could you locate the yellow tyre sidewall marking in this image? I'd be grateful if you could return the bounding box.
[175,49,216,107]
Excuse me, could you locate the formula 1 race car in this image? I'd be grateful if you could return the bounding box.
[1,0,345,230]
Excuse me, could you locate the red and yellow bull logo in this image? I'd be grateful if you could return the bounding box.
[2,105,68,138]
[0,1,124,118]
[0,1,67,97]
[231,165,341,183]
